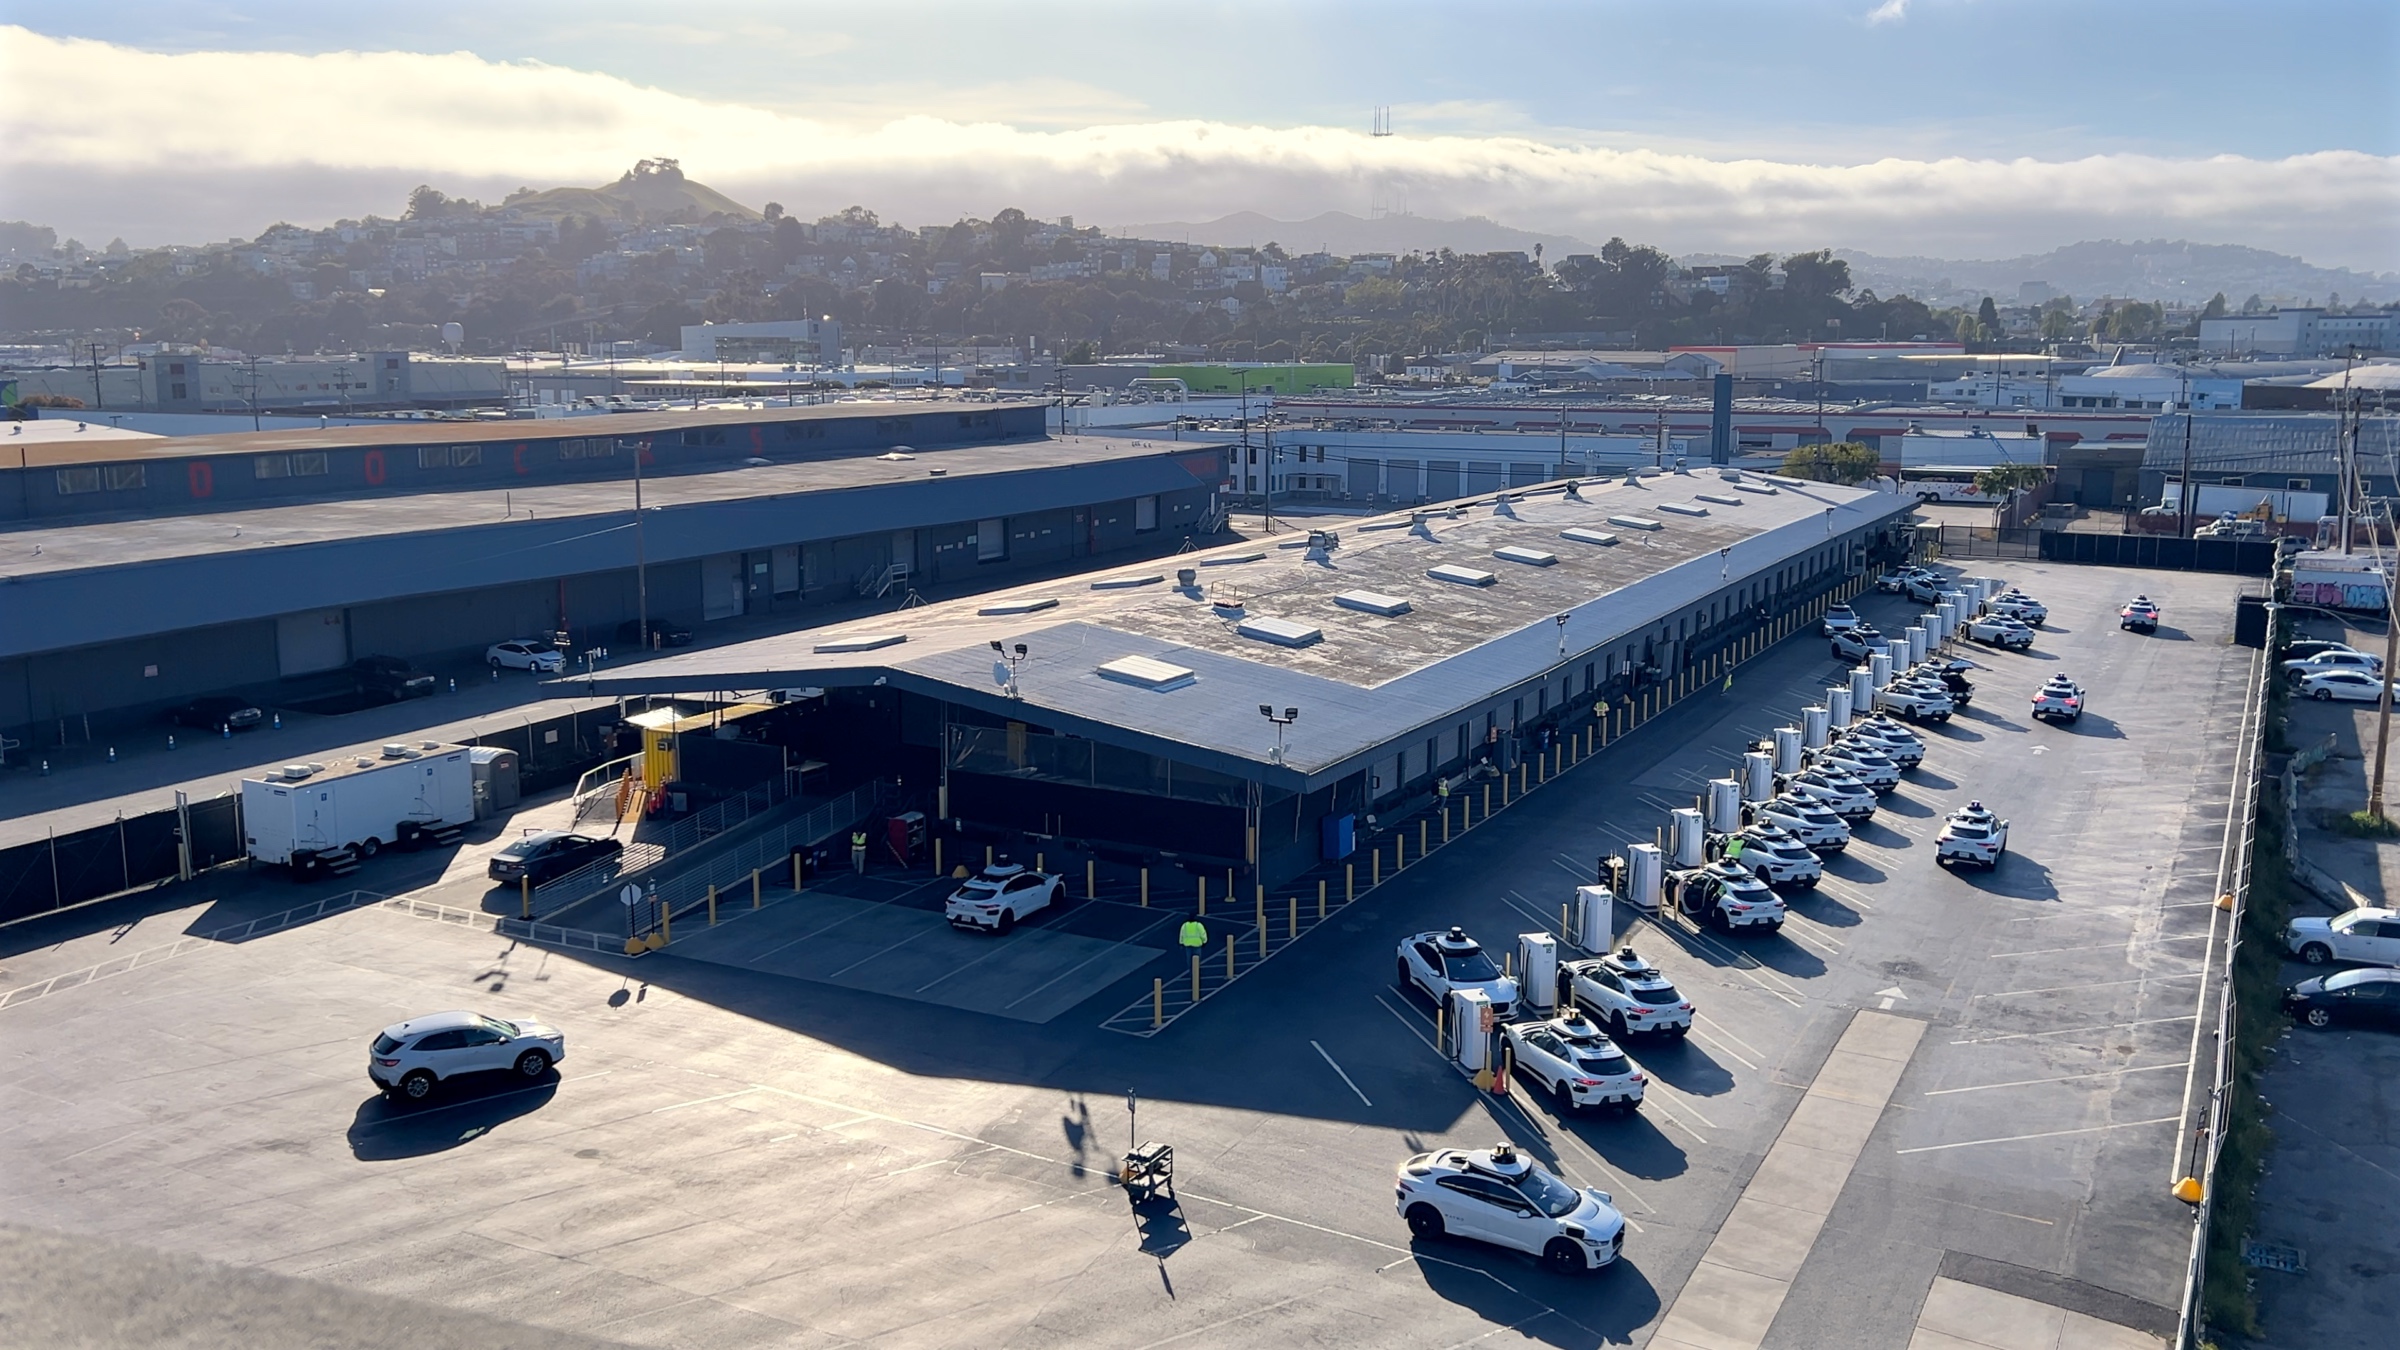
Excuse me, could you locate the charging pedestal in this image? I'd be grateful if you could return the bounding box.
[1572,884,1614,953]
[1449,987,1495,1075]
[1773,727,1803,774]
[1802,705,1830,750]
[1706,778,1743,834]
[1670,808,1706,868]
[1626,843,1664,912]
[1742,751,1775,803]
[1850,668,1874,713]
[1518,932,1559,1012]
[1827,686,1853,729]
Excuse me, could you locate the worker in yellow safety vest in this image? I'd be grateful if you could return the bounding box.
[1178,918,1207,950]
[851,831,868,873]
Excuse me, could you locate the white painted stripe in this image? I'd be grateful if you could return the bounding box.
[1923,1061,2190,1096]
[1950,1014,2197,1045]
[1974,971,2203,999]
[1311,1040,1374,1107]
[1895,1114,2182,1155]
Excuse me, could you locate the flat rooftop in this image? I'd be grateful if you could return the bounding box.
[577,470,1911,788]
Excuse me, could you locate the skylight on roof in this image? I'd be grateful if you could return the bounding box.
[1090,574,1162,590]
[1494,546,1558,567]
[1097,655,1196,690]
[977,597,1060,616]
[1201,551,1267,566]
[1657,501,1709,517]
[814,633,906,653]
[1237,616,1323,647]
[1334,590,1412,616]
[1428,564,1498,587]
[1559,527,1619,547]
[1694,492,1744,506]
[1607,514,1665,531]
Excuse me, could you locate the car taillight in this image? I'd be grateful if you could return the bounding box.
[1574,1077,1602,1087]
[376,1058,400,1067]
[1631,1073,1646,1083]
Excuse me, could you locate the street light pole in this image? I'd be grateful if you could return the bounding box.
[633,437,649,652]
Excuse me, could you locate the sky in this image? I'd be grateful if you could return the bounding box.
[2,1,2396,268]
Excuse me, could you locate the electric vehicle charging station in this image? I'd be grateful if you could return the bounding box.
[1904,626,1928,663]
[1850,668,1874,712]
[1828,686,1853,729]
[1449,987,1494,1073]
[1869,651,1893,687]
[1802,705,1830,749]
[1773,726,1802,774]
[1670,808,1706,867]
[1742,751,1774,802]
[1707,777,1743,833]
[1571,885,1614,953]
[1518,933,1559,1012]
[1626,843,1663,912]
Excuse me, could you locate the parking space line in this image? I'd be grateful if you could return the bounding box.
[1688,1026,1761,1072]
[1374,992,1440,1053]
[825,924,942,980]
[1988,934,2211,959]
[1000,914,1177,1010]
[1895,1114,2181,1155]
[1949,1014,2197,1045]
[1924,1061,2190,1096]
[1694,1012,1766,1061]
[1973,971,2203,999]
[1649,915,1807,1007]
[1810,877,1876,911]
[1123,1291,1324,1349]
[650,1087,763,1114]
[1311,1040,1374,1107]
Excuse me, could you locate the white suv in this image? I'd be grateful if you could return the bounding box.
[944,864,1063,933]
[2285,907,2400,966]
[1783,766,1877,821]
[1722,826,1823,888]
[1396,1144,1627,1274]
[1814,743,1901,792]
[1672,861,1787,932]
[1560,947,1694,1037]
[1747,794,1852,851]
[1934,802,2009,870]
[1504,1011,1647,1114]
[369,1010,565,1102]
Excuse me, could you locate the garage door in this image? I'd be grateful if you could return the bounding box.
[275,608,348,675]
[1423,461,1458,501]
[702,553,744,620]
[1463,463,1503,496]
[1347,457,1380,499]
[1386,460,1420,502]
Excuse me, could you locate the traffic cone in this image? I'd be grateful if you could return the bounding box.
[2172,1176,2204,1204]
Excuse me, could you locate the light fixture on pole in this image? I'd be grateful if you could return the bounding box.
[1259,704,1299,764]
[1554,612,1570,659]
[990,640,1029,698]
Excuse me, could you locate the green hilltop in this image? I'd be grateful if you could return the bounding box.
[499,159,759,226]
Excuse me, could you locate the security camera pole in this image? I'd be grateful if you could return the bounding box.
[1259,704,1298,764]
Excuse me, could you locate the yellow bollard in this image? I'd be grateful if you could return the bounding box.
[1519,763,1528,796]
[660,898,671,944]
[1141,868,1150,907]
[1087,859,1096,900]
[707,884,717,926]
[793,852,804,892]
[1037,852,1045,873]
[1373,850,1382,887]
[1562,902,1571,942]
[751,868,762,909]
[1153,978,1164,1028]
[1256,888,1267,938]
[1419,819,1428,856]
[1483,784,1492,819]
[1198,876,1208,916]
[1225,933,1236,981]
[1289,895,1299,942]
[1318,879,1327,919]
[934,838,943,876]
[1346,863,1355,903]
[520,876,531,920]
[1444,807,1452,844]
[1191,953,1202,1002]
[1227,867,1236,899]
[1397,833,1407,869]
[986,844,994,869]
[1502,775,1512,808]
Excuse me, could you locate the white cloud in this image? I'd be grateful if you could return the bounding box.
[4,26,2394,270]
[1868,0,1914,24]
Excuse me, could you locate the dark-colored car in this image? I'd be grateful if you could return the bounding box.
[2285,639,2370,664]
[169,694,265,730]
[2285,967,2400,1030]
[350,655,438,701]
[616,618,695,650]
[487,831,624,886]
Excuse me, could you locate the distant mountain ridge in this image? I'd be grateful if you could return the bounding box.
[1107,210,1602,262]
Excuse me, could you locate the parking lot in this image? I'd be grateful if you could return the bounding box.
[0,561,2257,1349]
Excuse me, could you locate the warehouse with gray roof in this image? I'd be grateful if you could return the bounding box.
[573,469,1916,885]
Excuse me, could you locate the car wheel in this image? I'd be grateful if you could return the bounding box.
[1543,1237,1589,1276]
[1398,959,1414,994]
[1666,1022,1689,1039]
[2300,943,2332,965]
[2304,1006,2332,1029]
[488,657,502,670]
[356,836,379,858]
[1552,1077,1579,1115]
[1405,1204,1446,1241]
[995,909,1016,935]
[514,1049,551,1078]
[399,1070,436,1101]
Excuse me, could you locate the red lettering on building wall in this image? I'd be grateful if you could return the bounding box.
[363,450,386,485]
[187,460,214,498]
[513,444,529,475]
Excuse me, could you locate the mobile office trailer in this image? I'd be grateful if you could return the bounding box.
[242,742,476,879]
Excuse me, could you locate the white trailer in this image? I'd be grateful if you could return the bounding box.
[242,742,476,879]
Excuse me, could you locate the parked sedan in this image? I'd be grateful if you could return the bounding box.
[944,863,1063,933]
[2285,967,2400,1030]
[2296,669,2387,703]
[169,694,265,731]
[1821,605,1863,636]
[1395,1144,1626,1274]
[2285,651,2385,682]
[1397,927,1522,1017]
[2286,907,2400,966]
[616,618,696,649]
[368,1009,565,1102]
[486,640,564,673]
[1831,627,1891,663]
[1967,615,2036,650]
[350,654,438,700]
[2285,639,2373,664]
[487,830,624,886]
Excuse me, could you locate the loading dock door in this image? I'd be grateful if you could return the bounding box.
[275,608,349,676]
[702,554,744,620]
[1347,457,1379,499]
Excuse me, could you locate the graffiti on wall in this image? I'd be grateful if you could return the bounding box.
[2293,580,2388,611]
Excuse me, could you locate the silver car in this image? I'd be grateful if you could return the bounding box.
[369,1010,565,1102]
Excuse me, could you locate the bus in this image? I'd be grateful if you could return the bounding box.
[1896,466,2014,505]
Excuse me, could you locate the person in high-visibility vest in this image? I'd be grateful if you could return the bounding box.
[850,831,868,874]
[1178,918,1208,950]
[1723,834,1746,866]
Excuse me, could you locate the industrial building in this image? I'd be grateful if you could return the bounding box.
[574,467,1914,886]
[2140,412,2400,512]
[0,401,1229,748]
[4,351,508,414]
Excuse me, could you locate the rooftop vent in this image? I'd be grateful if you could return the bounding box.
[381,743,410,758]
[1097,655,1196,691]
[1494,546,1559,567]
[1694,492,1744,507]
[1428,563,1498,588]
[1333,590,1412,616]
[1656,501,1710,517]
[1091,573,1163,590]
[1559,527,1619,547]
[279,764,314,780]
[976,597,1060,616]
[813,633,906,653]
[1607,514,1665,531]
[1237,615,1323,648]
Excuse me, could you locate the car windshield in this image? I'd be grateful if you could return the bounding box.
[480,1016,517,1036]
[372,1033,402,1055]
[1444,950,1501,982]
[1515,1166,1583,1218]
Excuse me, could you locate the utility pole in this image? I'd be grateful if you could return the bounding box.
[633,437,649,652]
[87,343,105,410]
[2340,347,2360,555]
[2175,406,2196,540]
[2372,538,2397,818]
